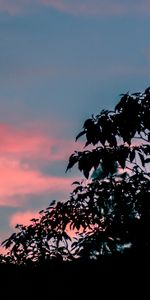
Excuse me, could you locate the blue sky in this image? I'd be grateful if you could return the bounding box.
[0,0,150,251]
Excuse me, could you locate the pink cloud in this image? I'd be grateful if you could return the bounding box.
[0,123,80,161]
[0,123,81,207]
[9,210,40,228]
[0,157,75,206]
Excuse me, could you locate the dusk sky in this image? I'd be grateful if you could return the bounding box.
[0,0,150,252]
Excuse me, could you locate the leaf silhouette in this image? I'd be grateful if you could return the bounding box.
[145,158,150,164]
[138,152,145,167]
[66,152,79,172]
[144,87,150,94]
[75,130,85,141]
[129,149,135,163]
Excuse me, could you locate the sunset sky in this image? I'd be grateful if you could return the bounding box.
[0,0,150,251]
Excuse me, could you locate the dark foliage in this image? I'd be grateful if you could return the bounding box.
[1,87,150,265]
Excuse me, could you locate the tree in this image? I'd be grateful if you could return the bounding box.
[1,87,150,264]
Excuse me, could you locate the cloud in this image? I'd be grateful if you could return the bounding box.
[9,210,40,227]
[0,157,74,205]
[1,0,150,17]
[0,123,80,207]
[36,0,150,17]
[40,0,127,16]
[0,123,79,161]
[0,0,25,15]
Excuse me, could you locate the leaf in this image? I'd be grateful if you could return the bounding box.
[99,132,106,146]
[66,153,79,172]
[144,87,150,94]
[132,92,141,96]
[107,134,117,147]
[91,166,103,180]
[142,145,150,156]
[72,181,80,185]
[144,158,150,164]
[2,238,13,249]
[115,94,128,112]
[138,152,145,167]
[63,232,71,241]
[1,239,8,246]
[73,185,83,194]
[84,140,91,148]
[129,150,135,162]
[83,118,94,129]
[117,147,129,169]
[30,218,39,223]
[50,200,56,206]
[75,222,81,231]
[75,130,85,141]
[85,131,94,145]
[122,132,131,145]
[83,169,90,179]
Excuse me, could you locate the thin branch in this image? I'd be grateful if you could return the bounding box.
[134,135,149,142]
[126,159,145,173]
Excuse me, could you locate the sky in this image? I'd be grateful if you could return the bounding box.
[0,0,150,252]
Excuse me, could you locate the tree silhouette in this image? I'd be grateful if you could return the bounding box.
[1,87,150,264]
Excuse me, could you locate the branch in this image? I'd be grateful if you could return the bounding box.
[126,159,145,173]
[134,135,148,143]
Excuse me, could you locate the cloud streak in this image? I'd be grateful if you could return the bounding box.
[0,123,79,207]
[1,0,150,17]
[9,210,40,227]
[41,0,127,16]
[0,157,74,206]
[0,123,78,161]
